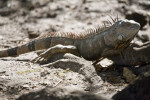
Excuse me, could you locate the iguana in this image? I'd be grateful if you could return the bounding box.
[0,19,140,63]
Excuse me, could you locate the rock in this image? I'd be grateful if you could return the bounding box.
[94,58,114,72]
[99,58,114,68]
[7,0,21,10]
[113,69,150,100]
[0,8,17,16]
[17,87,111,100]
[138,1,150,10]
[43,53,103,92]
[27,30,40,39]
[117,0,128,4]
[29,7,57,18]
[123,67,136,83]
[137,28,150,42]
[0,0,7,8]
[47,53,98,75]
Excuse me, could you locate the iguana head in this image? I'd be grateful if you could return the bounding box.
[104,19,140,48]
[102,19,140,57]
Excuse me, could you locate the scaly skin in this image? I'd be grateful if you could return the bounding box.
[0,19,140,61]
[109,41,150,66]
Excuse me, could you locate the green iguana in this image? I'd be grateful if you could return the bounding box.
[0,19,140,62]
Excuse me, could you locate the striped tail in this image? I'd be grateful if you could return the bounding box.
[0,37,51,58]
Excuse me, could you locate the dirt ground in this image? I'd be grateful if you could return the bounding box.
[0,0,150,100]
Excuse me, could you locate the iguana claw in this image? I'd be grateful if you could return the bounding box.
[31,52,50,64]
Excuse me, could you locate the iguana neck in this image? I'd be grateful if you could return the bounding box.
[74,30,108,60]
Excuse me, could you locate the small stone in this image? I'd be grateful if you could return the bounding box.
[95,58,114,71]
[99,58,113,68]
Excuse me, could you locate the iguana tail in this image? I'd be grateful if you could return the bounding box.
[0,37,51,57]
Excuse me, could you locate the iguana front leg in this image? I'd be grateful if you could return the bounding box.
[32,44,80,63]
